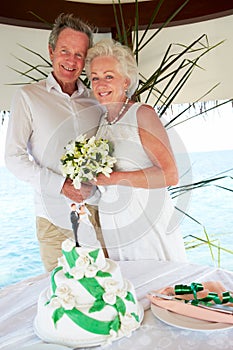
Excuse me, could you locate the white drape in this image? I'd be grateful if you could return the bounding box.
[0,14,232,110]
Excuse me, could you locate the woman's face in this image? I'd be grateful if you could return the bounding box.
[90,55,129,105]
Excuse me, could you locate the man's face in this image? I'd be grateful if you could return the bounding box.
[49,28,89,87]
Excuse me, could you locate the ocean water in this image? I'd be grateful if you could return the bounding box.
[0,166,44,288]
[176,149,233,271]
[0,149,233,288]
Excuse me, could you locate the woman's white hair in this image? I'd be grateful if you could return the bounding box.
[85,38,139,98]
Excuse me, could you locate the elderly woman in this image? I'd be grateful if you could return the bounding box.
[85,38,187,262]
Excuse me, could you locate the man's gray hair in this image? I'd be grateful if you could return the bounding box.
[49,13,94,50]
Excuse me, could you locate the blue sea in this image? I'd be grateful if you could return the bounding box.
[0,149,233,288]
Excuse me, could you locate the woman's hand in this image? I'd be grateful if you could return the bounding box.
[61,178,95,202]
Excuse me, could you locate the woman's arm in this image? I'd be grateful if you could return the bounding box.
[94,104,179,189]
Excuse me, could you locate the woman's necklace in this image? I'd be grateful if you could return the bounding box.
[105,97,129,125]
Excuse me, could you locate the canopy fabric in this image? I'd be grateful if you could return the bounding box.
[0,14,232,110]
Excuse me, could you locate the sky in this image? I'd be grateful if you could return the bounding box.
[167,101,233,153]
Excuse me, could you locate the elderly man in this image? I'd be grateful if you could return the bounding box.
[5,14,103,271]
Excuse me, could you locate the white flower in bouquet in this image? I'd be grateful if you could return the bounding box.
[60,134,117,189]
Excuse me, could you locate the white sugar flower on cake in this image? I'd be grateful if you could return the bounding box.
[107,313,140,343]
[75,255,90,270]
[104,279,119,293]
[116,287,128,299]
[56,284,71,298]
[103,291,117,305]
[69,266,86,280]
[50,297,62,309]
[59,293,76,310]
[49,284,78,310]
[103,279,128,305]
[85,264,99,278]
[62,239,75,252]
[119,313,140,337]
[69,263,99,280]
[104,279,128,298]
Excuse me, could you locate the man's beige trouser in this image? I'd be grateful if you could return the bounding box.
[36,205,107,272]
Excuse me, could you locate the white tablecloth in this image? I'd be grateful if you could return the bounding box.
[1,260,233,350]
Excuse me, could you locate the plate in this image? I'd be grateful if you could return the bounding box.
[20,344,71,350]
[151,304,233,331]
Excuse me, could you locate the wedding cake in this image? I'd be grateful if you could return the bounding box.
[34,239,142,347]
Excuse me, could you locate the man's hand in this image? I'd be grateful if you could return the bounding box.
[61,178,95,203]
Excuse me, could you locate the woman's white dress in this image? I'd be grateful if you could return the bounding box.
[96,103,187,262]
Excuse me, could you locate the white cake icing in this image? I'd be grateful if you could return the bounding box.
[34,239,142,347]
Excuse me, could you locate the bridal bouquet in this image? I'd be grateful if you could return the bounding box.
[60,134,117,189]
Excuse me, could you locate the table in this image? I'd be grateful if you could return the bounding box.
[1,260,233,350]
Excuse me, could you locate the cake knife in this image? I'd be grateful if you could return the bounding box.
[148,292,233,315]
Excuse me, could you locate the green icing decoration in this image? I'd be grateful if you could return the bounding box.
[88,249,99,262]
[64,272,74,279]
[110,315,120,333]
[125,291,136,304]
[115,296,126,316]
[62,247,79,269]
[51,266,62,294]
[131,312,140,323]
[65,308,119,335]
[79,277,105,299]
[89,299,106,313]
[45,295,57,306]
[52,307,65,327]
[96,271,112,278]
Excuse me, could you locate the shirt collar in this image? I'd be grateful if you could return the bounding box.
[46,72,90,97]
